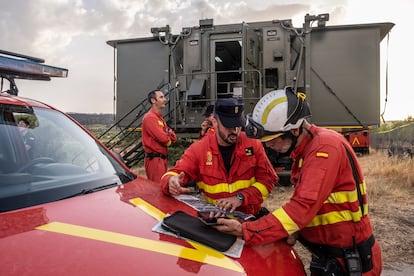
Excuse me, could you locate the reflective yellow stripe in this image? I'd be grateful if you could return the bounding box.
[252,182,270,200]
[261,96,287,125]
[359,182,369,216]
[162,171,178,179]
[166,141,172,147]
[272,208,300,235]
[202,181,270,203]
[199,178,254,194]
[325,182,367,204]
[308,182,369,227]
[37,222,243,272]
[306,207,367,227]
[272,182,369,232]
[363,203,368,215]
[359,182,367,195]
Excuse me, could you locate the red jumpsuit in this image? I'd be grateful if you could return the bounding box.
[241,125,382,275]
[142,108,176,183]
[161,131,278,215]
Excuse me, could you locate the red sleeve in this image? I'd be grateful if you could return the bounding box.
[242,213,288,246]
[161,174,173,195]
[241,140,278,206]
[160,142,201,194]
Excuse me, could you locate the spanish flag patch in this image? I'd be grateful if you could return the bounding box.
[316,152,329,158]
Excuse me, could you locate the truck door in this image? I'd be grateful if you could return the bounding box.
[209,32,242,100]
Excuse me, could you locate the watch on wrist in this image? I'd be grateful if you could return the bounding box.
[236,192,245,203]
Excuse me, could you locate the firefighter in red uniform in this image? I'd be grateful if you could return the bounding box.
[215,88,382,276]
[142,90,177,182]
[161,98,277,216]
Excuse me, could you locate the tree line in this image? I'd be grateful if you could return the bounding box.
[68,113,115,126]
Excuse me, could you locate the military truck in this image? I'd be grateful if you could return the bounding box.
[105,13,394,171]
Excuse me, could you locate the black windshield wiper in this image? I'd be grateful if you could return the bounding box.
[82,182,120,194]
[117,172,137,183]
[63,182,119,199]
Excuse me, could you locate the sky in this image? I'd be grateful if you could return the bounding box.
[1,0,412,121]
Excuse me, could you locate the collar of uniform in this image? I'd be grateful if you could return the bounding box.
[290,124,316,160]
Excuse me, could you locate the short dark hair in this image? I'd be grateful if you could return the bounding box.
[147,90,158,103]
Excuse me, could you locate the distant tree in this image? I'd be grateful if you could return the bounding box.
[67,113,115,126]
[376,116,414,132]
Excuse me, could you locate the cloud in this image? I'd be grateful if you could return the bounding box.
[0,0,333,59]
[1,0,411,119]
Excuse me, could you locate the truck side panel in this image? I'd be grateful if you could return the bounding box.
[116,40,169,122]
[309,26,381,127]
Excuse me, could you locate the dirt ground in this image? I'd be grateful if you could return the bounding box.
[366,192,414,275]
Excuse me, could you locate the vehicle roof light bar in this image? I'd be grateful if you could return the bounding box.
[0,49,68,79]
[0,49,68,96]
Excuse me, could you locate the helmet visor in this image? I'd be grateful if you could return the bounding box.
[245,114,285,142]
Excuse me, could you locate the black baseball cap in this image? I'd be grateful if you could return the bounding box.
[214,98,246,128]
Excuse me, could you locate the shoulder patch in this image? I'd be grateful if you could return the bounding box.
[245,147,254,156]
[316,152,329,158]
[206,151,213,165]
[157,120,165,127]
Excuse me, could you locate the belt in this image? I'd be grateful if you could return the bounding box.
[145,152,167,159]
[300,235,375,259]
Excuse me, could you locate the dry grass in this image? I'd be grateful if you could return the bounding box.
[361,150,414,199]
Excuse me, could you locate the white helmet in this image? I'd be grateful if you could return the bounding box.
[245,87,311,142]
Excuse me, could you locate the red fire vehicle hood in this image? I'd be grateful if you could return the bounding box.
[0,177,304,275]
